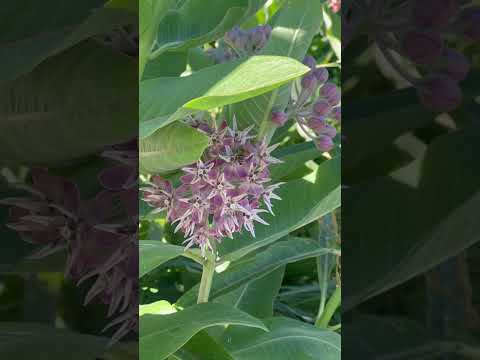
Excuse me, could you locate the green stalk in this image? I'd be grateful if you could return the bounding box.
[315,286,341,329]
[197,252,216,304]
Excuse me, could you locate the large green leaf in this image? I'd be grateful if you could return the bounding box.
[140,122,209,173]
[228,0,322,137]
[0,322,108,360]
[344,125,480,310]
[140,303,267,360]
[139,55,309,138]
[139,240,202,277]
[1,3,135,83]
[0,41,137,166]
[171,331,234,360]
[270,142,322,181]
[225,317,341,360]
[178,238,338,307]
[152,0,267,55]
[218,156,341,262]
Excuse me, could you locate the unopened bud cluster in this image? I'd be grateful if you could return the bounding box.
[142,118,283,256]
[271,56,341,152]
[207,25,272,64]
[0,140,139,344]
[343,0,477,113]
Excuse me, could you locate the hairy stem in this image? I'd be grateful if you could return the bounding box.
[315,286,341,328]
[197,252,216,304]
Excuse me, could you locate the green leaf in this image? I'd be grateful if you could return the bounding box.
[142,51,188,79]
[270,142,322,181]
[0,41,137,166]
[140,0,175,77]
[322,5,341,60]
[344,124,480,310]
[228,0,322,137]
[178,237,338,307]
[140,55,309,138]
[140,303,267,360]
[140,122,209,173]
[215,266,285,319]
[1,5,135,83]
[139,241,202,277]
[226,317,341,360]
[152,0,267,56]
[0,322,107,360]
[173,331,234,360]
[219,156,340,262]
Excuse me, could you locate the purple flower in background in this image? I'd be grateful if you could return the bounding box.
[142,118,283,256]
[0,139,139,345]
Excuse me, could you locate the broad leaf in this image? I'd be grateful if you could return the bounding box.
[172,331,234,360]
[229,0,322,137]
[153,0,267,55]
[1,4,135,83]
[178,237,338,306]
[219,156,340,262]
[140,303,267,360]
[0,41,137,166]
[226,317,341,360]
[0,322,107,360]
[140,122,209,173]
[140,55,309,138]
[270,142,322,181]
[139,240,201,277]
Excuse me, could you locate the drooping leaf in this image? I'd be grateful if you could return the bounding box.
[152,0,267,55]
[140,55,309,138]
[178,238,338,307]
[139,122,209,173]
[0,41,137,166]
[140,303,267,360]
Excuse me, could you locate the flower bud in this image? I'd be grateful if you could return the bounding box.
[264,24,272,38]
[438,48,471,82]
[331,107,341,122]
[308,116,326,132]
[313,68,329,85]
[271,111,288,126]
[402,30,443,64]
[301,73,318,91]
[315,135,334,152]
[321,83,341,106]
[457,6,480,40]
[303,55,317,70]
[321,124,337,138]
[417,75,463,113]
[413,0,456,28]
[313,100,332,117]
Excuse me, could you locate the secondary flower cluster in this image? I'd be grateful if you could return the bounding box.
[207,25,272,64]
[271,56,341,152]
[1,140,139,344]
[343,0,477,112]
[142,119,283,256]
[328,0,341,13]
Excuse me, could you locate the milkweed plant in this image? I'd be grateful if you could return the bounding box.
[138,1,341,359]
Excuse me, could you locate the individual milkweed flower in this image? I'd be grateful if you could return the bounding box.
[142,117,283,256]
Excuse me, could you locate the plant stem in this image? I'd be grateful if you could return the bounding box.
[197,252,216,304]
[315,286,341,329]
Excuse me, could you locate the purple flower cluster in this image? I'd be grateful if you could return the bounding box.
[207,25,272,64]
[142,118,283,256]
[1,140,139,344]
[343,0,476,113]
[271,56,341,152]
